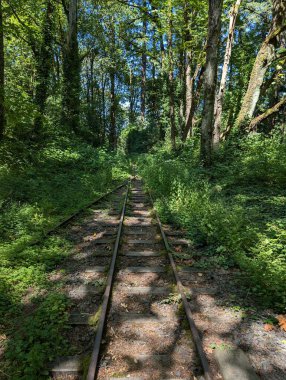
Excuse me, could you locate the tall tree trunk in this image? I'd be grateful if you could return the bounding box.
[109,70,116,149]
[61,0,81,133]
[0,0,5,140]
[184,50,192,138]
[168,0,176,150]
[34,0,54,134]
[102,75,107,144]
[235,0,286,130]
[183,1,193,140]
[213,0,241,148]
[182,63,202,141]
[151,31,158,129]
[200,0,223,166]
[141,0,147,121]
[109,21,117,149]
[129,67,136,123]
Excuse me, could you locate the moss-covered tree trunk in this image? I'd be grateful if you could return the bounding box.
[213,0,241,148]
[141,0,147,121]
[200,0,223,166]
[168,0,176,150]
[235,0,286,130]
[109,21,117,150]
[182,63,202,141]
[182,1,192,140]
[109,69,117,149]
[0,0,5,140]
[34,0,54,134]
[61,0,81,133]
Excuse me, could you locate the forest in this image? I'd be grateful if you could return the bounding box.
[0,0,286,379]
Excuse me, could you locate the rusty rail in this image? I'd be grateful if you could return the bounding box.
[87,182,130,380]
[149,191,213,380]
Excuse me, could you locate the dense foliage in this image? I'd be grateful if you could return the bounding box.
[139,135,286,310]
[0,137,129,379]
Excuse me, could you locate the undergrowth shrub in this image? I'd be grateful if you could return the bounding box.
[167,181,255,252]
[4,293,70,379]
[139,135,286,311]
[238,222,286,310]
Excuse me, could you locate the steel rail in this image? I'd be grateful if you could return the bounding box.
[149,191,213,380]
[87,181,130,380]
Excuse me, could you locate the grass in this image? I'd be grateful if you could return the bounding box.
[0,136,130,379]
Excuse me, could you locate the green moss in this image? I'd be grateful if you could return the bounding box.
[88,306,102,329]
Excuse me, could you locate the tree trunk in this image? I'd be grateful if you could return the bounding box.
[213,0,241,148]
[129,67,136,123]
[200,0,223,166]
[168,0,176,150]
[183,63,202,141]
[184,49,193,138]
[61,0,81,133]
[235,0,286,130]
[102,75,107,144]
[141,0,147,121]
[109,70,116,149]
[109,21,117,149]
[34,0,54,134]
[0,0,5,140]
[183,1,193,141]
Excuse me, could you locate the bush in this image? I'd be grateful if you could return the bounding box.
[139,135,286,311]
[238,222,286,310]
[4,293,70,379]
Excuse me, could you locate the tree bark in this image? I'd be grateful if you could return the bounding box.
[102,75,107,144]
[184,49,193,136]
[248,96,286,131]
[213,0,241,148]
[61,0,81,133]
[34,0,54,134]
[129,67,136,123]
[183,1,194,141]
[109,70,117,149]
[235,0,286,129]
[109,21,117,149]
[200,0,223,166]
[141,0,147,121]
[182,63,202,141]
[0,0,5,140]
[168,0,176,150]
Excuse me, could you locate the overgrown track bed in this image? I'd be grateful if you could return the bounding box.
[42,184,128,378]
[50,178,213,380]
[0,182,131,380]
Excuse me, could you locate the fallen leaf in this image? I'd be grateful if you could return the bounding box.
[277,315,286,332]
[264,323,275,332]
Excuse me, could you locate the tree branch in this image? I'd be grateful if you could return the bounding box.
[248,96,286,131]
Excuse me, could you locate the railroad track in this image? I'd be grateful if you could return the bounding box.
[50,177,213,380]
